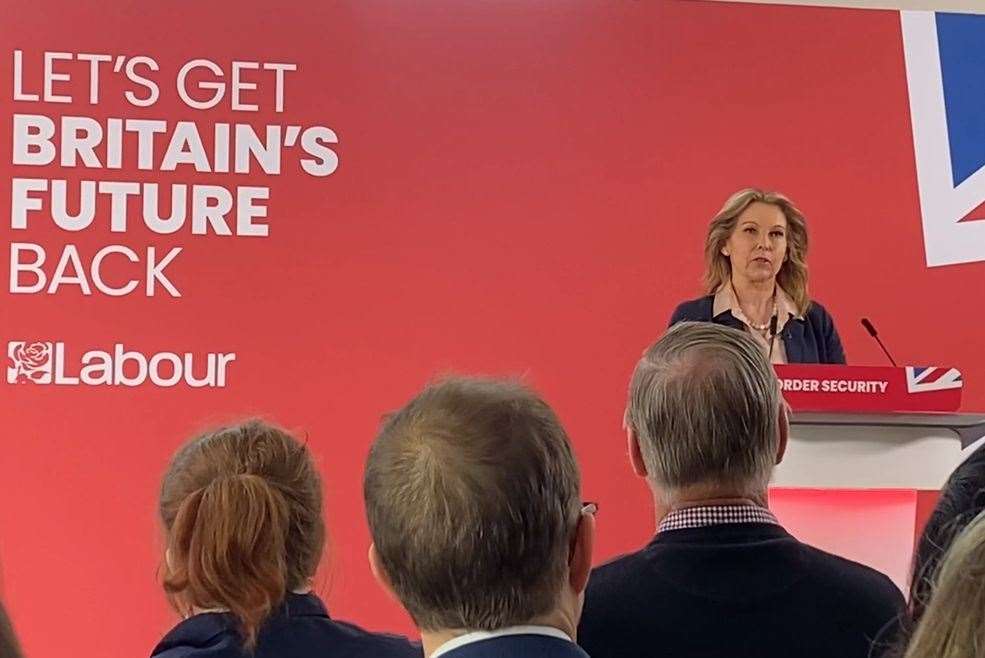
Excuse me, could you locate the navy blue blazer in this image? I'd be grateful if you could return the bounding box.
[669,295,846,364]
[150,593,422,658]
[578,523,904,658]
[440,634,589,658]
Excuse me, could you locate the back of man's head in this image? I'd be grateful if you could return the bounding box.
[626,322,782,501]
[364,376,583,632]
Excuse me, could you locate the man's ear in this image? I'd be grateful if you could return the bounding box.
[627,427,648,478]
[368,543,401,604]
[776,399,790,465]
[569,509,596,596]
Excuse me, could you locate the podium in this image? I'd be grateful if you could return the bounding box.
[768,364,985,592]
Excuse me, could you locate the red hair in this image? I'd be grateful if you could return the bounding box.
[159,420,324,648]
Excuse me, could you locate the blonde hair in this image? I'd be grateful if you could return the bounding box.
[703,188,811,315]
[904,509,985,658]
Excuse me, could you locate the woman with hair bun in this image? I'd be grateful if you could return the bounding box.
[152,419,421,658]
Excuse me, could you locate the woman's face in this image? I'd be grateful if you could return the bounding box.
[722,201,788,285]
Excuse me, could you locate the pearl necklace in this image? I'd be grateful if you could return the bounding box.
[731,282,777,332]
[748,298,778,332]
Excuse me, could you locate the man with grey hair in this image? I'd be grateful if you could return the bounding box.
[578,322,904,658]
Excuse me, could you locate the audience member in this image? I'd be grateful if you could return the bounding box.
[877,440,985,656]
[577,322,904,658]
[902,509,985,658]
[152,419,421,658]
[0,600,23,658]
[364,377,596,658]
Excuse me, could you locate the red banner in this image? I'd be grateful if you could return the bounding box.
[776,365,963,413]
[2,3,985,658]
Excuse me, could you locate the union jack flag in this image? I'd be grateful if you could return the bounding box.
[903,12,985,267]
[905,366,963,393]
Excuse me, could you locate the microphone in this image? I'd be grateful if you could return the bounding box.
[768,314,778,360]
[861,317,898,367]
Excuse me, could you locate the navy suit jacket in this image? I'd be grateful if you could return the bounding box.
[669,295,846,364]
[578,523,904,658]
[440,634,589,658]
[151,593,421,658]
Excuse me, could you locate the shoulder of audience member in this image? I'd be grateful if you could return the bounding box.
[578,549,656,654]
[801,543,905,609]
[151,647,230,658]
[584,547,654,599]
[150,614,239,658]
[327,619,423,656]
[151,614,421,658]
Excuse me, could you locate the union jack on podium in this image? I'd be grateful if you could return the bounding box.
[905,366,963,393]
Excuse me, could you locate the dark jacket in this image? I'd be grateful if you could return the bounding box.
[577,523,904,658]
[669,295,846,364]
[440,634,589,658]
[150,593,422,658]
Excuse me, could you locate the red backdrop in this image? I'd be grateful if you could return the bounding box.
[2,2,983,657]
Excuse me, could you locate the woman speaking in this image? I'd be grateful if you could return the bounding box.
[670,188,845,364]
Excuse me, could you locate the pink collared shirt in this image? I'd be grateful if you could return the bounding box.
[712,285,801,364]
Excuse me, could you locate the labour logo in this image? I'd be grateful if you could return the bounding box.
[4,341,235,388]
[7,341,53,384]
[902,12,985,267]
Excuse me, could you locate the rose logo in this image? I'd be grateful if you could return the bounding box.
[7,341,54,384]
[16,342,50,369]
